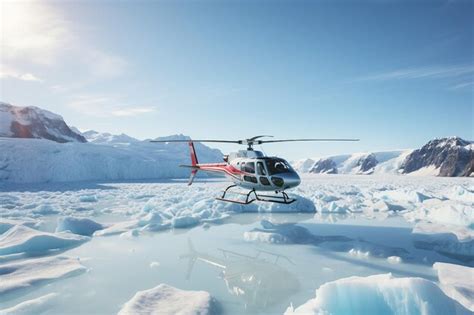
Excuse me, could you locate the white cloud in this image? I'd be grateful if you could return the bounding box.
[0,66,42,82]
[112,107,157,117]
[448,81,474,90]
[357,65,474,82]
[67,94,156,117]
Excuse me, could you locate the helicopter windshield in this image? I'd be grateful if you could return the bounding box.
[265,158,293,175]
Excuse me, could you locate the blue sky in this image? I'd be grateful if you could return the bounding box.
[1,0,472,159]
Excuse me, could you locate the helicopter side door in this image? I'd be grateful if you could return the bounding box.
[256,161,272,187]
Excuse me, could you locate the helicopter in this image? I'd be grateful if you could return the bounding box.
[151,136,358,205]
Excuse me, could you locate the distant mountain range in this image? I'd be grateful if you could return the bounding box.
[293,137,473,177]
[0,102,472,182]
[0,102,86,143]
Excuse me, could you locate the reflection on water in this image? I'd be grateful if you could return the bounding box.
[182,239,299,312]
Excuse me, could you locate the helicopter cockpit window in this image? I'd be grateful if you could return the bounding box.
[265,158,292,175]
[257,162,266,175]
[243,162,255,174]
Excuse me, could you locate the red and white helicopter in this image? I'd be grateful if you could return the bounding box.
[151,136,358,205]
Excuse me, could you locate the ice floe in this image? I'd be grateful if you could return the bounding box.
[118,284,215,315]
[0,293,58,315]
[0,256,86,295]
[56,216,105,236]
[285,273,470,315]
[0,225,89,256]
[412,223,474,261]
[434,262,474,312]
[0,219,40,235]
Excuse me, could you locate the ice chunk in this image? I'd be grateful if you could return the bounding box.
[78,194,98,203]
[444,186,474,203]
[434,262,474,312]
[32,203,61,215]
[0,256,86,294]
[412,223,474,261]
[149,261,160,268]
[387,256,402,264]
[373,189,432,204]
[0,225,89,255]
[0,293,58,315]
[405,200,473,227]
[118,284,215,315]
[285,273,468,315]
[0,219,40,235]
[348,248,370,259]
[319,201,349,213]
[56,216,104,236]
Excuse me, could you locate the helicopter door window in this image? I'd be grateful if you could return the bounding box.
[243,162,255,174]
[244,175,257,183]
[260,176,270,185]
[257,162,266,175]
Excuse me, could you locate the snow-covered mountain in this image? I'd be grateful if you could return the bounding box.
[0,102,86,143]
[400,137,473,177]
[294,150,410,175]
[294,137,473,177]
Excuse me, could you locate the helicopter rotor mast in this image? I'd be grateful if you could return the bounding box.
[150,136,359,150]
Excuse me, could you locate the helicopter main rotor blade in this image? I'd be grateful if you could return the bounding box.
[150,139,240,144]
[247,135,273,141]
[257,138,360,144]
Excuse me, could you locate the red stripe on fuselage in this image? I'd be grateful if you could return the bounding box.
[196,163,244,179]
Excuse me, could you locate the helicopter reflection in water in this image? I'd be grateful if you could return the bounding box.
[180,239,300,311]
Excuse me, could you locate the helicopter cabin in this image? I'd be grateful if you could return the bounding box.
[228,151,295,190]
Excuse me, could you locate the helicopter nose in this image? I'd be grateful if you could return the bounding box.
[281,172,301,189]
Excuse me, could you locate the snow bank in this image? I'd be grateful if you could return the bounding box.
[285,273,467,315]
[0,256,86,294]
[56,216,104,236]
[434,262,474,312]
[0,225,89,255]
[118,284,215,315]
[0,293,58,315]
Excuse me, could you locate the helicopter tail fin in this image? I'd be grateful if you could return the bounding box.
[179,141,199,185]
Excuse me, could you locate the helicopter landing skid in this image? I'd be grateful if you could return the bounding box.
[216,185,296,205]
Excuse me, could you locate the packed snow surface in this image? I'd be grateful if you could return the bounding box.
[118,284,214,315]
[285,273,469,315]
[0,293,58,315]
[0,225,89,255]
[434,262,474,311]
[0,256,86,294]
